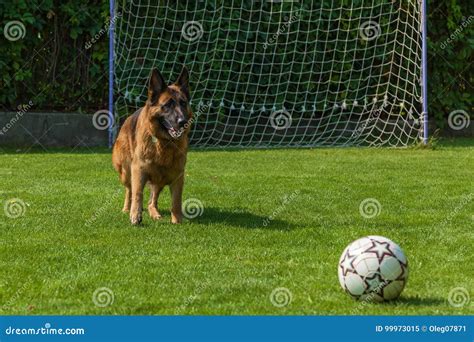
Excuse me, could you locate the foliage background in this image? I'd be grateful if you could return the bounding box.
[0,0,472,127]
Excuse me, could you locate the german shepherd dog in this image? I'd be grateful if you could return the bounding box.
[112,67,192,225]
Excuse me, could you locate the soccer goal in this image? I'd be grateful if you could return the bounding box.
[109,0,428,148]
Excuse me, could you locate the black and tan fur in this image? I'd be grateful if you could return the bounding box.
[112,67,192,225]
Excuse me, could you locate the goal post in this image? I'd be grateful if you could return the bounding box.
[109,0,428,148]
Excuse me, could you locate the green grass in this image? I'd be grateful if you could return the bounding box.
[0,138,472,315]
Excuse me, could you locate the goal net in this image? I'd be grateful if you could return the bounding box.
[112,0,425,148]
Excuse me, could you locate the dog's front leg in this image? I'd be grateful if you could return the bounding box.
[130,163,146,225]
[170,174,184,224]
[148,184,163,220]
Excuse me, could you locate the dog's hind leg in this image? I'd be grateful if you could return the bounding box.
[148,184,163,220]
[122,187,131,213]
[120,166,132,213]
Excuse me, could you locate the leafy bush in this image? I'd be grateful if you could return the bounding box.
[427,2,473,127]
[0,0,109,112]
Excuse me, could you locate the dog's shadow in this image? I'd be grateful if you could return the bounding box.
[186,207,296,230]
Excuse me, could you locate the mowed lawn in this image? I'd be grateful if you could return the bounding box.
[0,139,472,315]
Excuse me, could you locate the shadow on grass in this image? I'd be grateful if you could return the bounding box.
[187,207,297,230]
[0,146,112,154]
[350,296,446,312]
[435,137,474,148]
[114,207,297,230]
[394,296,446,307]
[1,137,471,155]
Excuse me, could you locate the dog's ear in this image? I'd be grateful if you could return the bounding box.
[175,66,190,100]
[148,68,167,105]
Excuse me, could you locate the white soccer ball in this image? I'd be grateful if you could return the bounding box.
[338,235,408,301]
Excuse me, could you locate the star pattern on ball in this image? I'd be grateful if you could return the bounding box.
[396,263,408,281]
[364,272,386,295]
[339,250,357,276]
[364,239,394,262]
[339,237,408,301]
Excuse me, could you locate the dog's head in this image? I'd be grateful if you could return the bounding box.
[146,66,191,140]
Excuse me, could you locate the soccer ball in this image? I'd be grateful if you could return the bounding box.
[338,235,408,301]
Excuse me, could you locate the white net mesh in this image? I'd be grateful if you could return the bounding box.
[113,0,425,147]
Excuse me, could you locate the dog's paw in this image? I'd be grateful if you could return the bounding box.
[122,207,130,213]
[149,212,162,220]
[148,206,162,220]
[130,213,142,225]
[171,216,182,224]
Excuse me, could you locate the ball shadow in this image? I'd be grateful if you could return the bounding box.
[394,296,446,306]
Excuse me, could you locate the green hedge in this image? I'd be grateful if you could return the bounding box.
[427,2,473,127]
[0,0,109,112]
[0,0,472,127]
